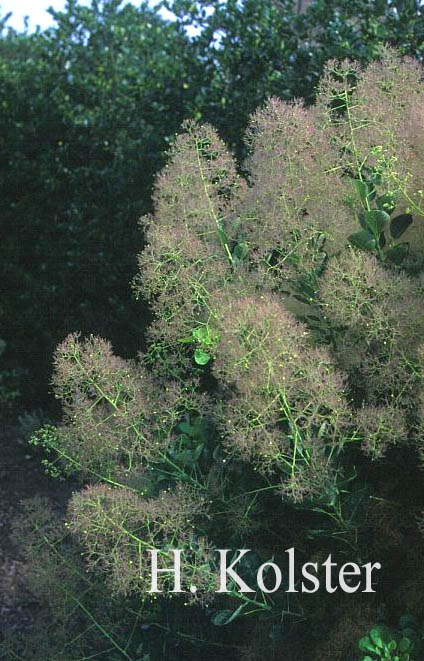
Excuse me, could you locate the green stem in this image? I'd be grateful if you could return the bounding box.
[342,74,385,260]
[195,138,234,266]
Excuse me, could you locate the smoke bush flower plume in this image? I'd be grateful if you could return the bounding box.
[12,49,424,660]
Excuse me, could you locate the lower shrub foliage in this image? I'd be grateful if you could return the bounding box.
[4,48,424,660]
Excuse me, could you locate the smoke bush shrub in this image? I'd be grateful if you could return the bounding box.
[7,48,424,660]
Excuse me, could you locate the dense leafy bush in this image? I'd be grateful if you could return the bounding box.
[4,49,424,660]
[0,0,202,404]
[165,0,424,153]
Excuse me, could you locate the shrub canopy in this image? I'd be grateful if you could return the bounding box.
[6,49,424,660]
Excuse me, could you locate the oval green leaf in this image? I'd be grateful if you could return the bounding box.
[364,209,390,233]
[349,230,376,251]
[390,213,413,239]
[359,636,378,653]
[398,637,412,653]
[194,348,211,365]
[233,241,249,261]
[386,242,409,265]
[369,625,391,648]
[355,179,369,204]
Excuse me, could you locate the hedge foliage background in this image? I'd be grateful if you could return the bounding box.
[1,0,423,407]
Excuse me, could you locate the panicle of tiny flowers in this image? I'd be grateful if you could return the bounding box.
[238,97,355,285]
[10,496,60,559]
[221,492,264,542]
[277,444,339,505]
[319,248,424,405]
[302,100,359,252]
[217,394,291,472]
[315,47,424,227]
[316,49,424,207]
[315,57,363,130]
[403,99,424,173]
[133,121,243,355]
[351,48,423,185]
[53,332,131,404]
[151,120,241,238]
[67,483,216,600]
[137,220,230,349]
[398,100,424,217]
[241,98,319,282]
[211,291,350,479]
[52,333,206,476]
[8,497,93,623]
[319,248,411,330]
[211,290,310,391]
[355,404,407,460]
